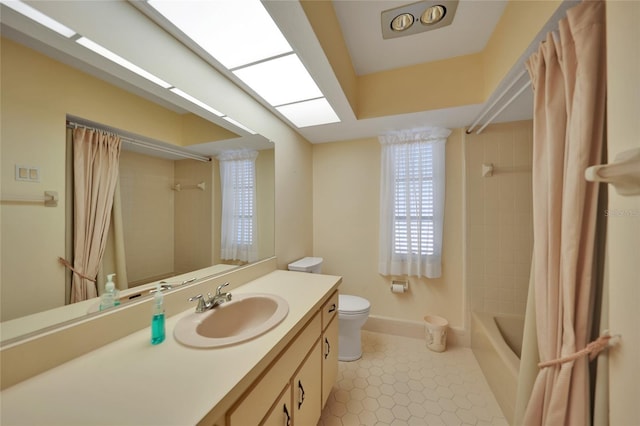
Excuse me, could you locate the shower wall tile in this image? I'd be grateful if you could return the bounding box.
[465,121,534,316]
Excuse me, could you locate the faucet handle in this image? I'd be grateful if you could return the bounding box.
[216,282,230,295]
[189,294,207,313]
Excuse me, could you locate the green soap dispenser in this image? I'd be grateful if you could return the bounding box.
[151,284,166,345]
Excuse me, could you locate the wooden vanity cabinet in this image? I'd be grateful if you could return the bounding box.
[225,291,339,426]
[321,291,339,407]
[292,340,322,425]
[261,384,292,426]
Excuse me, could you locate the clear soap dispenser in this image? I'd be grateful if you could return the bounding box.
[151,284,166,345]
[100,274,117,311]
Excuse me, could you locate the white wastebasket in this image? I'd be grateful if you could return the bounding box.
[424,315,449,352]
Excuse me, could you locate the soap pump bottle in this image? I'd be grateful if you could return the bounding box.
[151,284,166,345]
[99,274,117,311]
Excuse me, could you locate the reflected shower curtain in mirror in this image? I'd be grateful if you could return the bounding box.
[218,150,258,263]
[521,1,606,424]
[70,128,121,302]
[98,180,129,294]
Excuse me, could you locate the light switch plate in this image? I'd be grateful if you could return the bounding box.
[15,165,40,182]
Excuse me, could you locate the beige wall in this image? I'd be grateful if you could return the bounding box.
[256,149,276,262]
[174,159,214,276]
[465,121,533,315]
[606,1,640,424]
[312,130,465,328]
[119,151,176,285]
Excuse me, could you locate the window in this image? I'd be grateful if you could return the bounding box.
[393,142,435,256]
[218,150,258,262]
[378,128,450,278]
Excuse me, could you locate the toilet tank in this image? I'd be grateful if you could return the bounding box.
[288,257,323,273]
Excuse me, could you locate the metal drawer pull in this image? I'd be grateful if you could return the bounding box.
[328,303,336,313]
[283,403,291,426]
[298,380,305,409]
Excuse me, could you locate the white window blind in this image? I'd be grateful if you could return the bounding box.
[218,150,258,262]
[378,127,450,278]
[393,142,435,256]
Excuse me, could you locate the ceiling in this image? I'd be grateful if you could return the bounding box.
[0,0,542,149]
[333,0,507,76]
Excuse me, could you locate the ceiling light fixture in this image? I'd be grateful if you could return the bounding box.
[147,0,292,70]
[382,0,458,40]
[232,53,323,107]
[0,0,76,38]
[390,13,415,32]
[276,98,340,128]
[144,0,340,129]
[421,5,446,25]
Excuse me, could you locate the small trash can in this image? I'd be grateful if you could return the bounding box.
[424,315,449,352]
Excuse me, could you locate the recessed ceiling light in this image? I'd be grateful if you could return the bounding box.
[420,5,446,25]
[233,54,323,107]
[276,98,340,128]
[147,0,292,69]
[390,13,415,32]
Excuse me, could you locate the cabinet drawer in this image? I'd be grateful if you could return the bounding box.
[226,313,321,426]
[321,291,338,331]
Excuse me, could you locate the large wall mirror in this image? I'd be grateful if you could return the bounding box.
[0,8,275,342]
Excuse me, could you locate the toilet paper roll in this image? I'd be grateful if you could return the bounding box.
[391,283,406,293]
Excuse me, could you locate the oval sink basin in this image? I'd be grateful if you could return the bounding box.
[173,293,289,348]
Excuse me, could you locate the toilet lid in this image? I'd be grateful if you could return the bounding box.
[339,294,370,314]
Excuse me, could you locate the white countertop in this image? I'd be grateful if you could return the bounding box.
[0,270,341,426]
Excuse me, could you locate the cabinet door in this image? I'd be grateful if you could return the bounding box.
[261,384,292,426]
[321,316,339,407]
[293,340,322,426]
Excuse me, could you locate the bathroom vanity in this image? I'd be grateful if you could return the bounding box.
[0,270,341,425]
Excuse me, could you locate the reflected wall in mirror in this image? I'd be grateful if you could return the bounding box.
[0,36,275,341]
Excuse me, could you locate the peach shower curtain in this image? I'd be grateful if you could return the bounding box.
[70,128,121,302]
[522,1,606,425]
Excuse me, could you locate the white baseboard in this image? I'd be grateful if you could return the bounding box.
[362,315,470,348]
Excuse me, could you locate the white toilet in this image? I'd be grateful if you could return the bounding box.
[288,257,371,362]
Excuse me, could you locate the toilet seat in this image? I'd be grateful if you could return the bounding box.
[339,294,370,315]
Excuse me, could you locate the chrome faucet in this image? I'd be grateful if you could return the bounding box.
[189,282,232,313]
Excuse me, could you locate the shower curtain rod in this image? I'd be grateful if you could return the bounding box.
[66,120,211,163]
[466,69,532,135]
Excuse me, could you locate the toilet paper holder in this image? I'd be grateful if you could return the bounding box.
[391,279,409,292]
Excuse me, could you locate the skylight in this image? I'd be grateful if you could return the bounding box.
[233,54,323,107]
[147,0,292,69]
[276,98,340,128]
[146,0,340,128]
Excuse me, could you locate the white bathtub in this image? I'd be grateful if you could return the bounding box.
[471,312,524,425]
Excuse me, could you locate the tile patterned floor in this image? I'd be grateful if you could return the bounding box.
[318,331,507,426]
